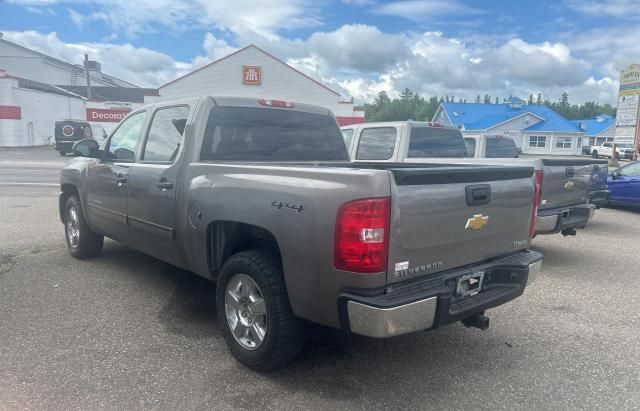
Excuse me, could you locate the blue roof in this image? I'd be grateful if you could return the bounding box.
[570,117,616,136]
[441,102,582,133]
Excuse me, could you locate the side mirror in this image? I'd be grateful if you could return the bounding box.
[72,139,100,158]
[611,170,620,179]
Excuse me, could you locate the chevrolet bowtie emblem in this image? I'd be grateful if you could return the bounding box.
[465,214,489,230]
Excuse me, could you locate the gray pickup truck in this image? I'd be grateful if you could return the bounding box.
[341,121,604,236]
[61,97,542,370]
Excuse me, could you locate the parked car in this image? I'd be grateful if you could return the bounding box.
[61,97,542,370]
[582,145,592,155]
[54,120,93,156]
[591,142,635,160]
[463,135,519,158]
[607,161,640,206]
[341,122,600,237]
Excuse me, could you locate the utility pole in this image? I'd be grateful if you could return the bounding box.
[84,54,92,100]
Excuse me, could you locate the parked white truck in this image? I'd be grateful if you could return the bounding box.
[341,121,599,237]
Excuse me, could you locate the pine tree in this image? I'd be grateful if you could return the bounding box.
[528,94,534,105]
[483,94,491,104]
[495,96,499,104]
[475,95,481,103]
[400,88,414,100]
[536,93,543,105]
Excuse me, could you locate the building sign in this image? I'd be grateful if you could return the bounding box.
[86,108,131,123]
[0,105,22,120]
[615,64,640,146]
[242,66,261,85]
[616,95,639,127]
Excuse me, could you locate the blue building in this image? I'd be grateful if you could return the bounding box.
[571,114,616,147]
[432,97,586,155]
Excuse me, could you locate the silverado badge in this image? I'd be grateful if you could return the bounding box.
[465,214,489,231]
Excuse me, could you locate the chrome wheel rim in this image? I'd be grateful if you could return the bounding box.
[66,207,80,248]
[225,273,268,350]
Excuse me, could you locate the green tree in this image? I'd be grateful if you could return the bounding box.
[528,94,534,105]
[483,94,491,104]
[495,96,499,104]
[475,95,481,103]
[400,88,414,100]
[536,93,543,105]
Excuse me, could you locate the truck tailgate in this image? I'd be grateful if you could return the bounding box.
[540,160,591,209]
[386,166,535,285]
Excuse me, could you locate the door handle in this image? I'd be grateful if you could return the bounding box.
[115,174,127,186]
[156,180,174,190]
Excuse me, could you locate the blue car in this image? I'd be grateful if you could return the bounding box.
[608,161,640,206]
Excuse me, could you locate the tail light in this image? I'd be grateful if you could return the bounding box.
[258,98,294,108]
[334,197,390,273]
[529,170,543,238]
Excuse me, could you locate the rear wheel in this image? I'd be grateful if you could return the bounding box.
[592,150,598,158]
[59,151,67,156]
[64,195,103,259]
[216,249,305,371]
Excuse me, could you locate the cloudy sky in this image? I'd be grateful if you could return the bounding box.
[2,0,638,104]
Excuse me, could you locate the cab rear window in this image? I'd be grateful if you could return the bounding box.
[408,127,467,158]
[200,107,348,161]
[485,137,518,158]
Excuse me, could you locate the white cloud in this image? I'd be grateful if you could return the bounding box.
[308,24,408,72]
[566,0,640,19]
[373,0,482,22]
[67,8,84,29]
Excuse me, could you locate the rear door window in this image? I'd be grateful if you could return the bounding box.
[408,127,467,158]
[355,127,397,160]
[142,106,190,162]
[485,137,518,158]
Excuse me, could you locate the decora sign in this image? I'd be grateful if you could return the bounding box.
[86,108,131,122]
[242,66,261,85]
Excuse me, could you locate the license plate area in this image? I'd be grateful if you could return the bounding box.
[456,271,484,298]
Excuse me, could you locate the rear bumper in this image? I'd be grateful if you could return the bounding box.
[535,203,596,235]
[339,250,543,338]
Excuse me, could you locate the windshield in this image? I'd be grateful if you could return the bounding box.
[200,107,348,161]
[407,127,467,158]
[485,137,519,158]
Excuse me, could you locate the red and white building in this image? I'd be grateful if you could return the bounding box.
[0,39,363,146]
[147,44,364,126]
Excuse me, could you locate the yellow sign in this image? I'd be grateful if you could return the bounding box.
[465,214,489,231]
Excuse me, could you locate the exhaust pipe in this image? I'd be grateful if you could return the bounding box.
[462,312,490,330]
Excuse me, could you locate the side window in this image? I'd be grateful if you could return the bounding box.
[105,112,146,162]
[341,129,354,148]
[356,127,396,160]
[620,163,640,176]
[142,106,190,162]
[464,138,476,157]
[603,143,611,148]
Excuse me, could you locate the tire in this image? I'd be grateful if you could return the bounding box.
[64,195,104,259]
[614,152,620,160]
[59,151,67,156]
[216,249,305,371]
[592,151,598,158]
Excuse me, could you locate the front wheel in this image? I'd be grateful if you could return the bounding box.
[64,195,104,259]
[592,151,598,158]
[216,249,305,371]
[58,151,67,156]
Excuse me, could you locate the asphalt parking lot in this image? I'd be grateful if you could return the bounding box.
[1,147,639,409]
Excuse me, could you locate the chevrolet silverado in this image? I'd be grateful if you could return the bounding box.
[61,97,542,370]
